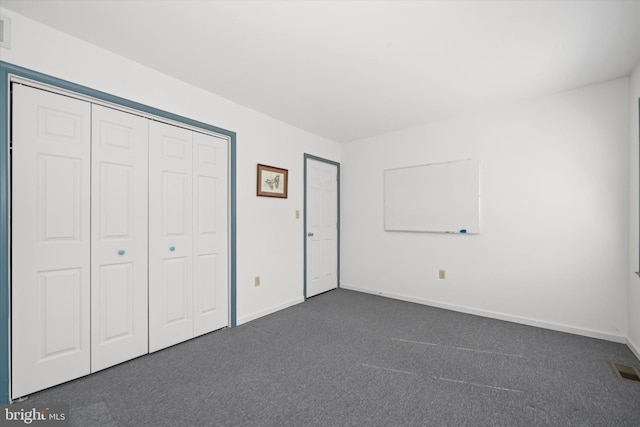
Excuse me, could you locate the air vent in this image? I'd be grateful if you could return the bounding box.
[611,362,640,382]
[0,15,11,49]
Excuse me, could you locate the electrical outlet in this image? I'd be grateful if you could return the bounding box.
[295,210,300,219]
[439,270,446,280]
[254,276,261,287]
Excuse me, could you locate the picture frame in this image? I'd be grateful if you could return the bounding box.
[257,164,288,198]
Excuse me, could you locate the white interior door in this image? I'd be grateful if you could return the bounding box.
[306,158,338,298]
[11,84,91,398]
[149,121,194,352]
[91,105,149,372]
[193,132,229,336]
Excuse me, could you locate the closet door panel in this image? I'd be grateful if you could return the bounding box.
[11,84,91,398]
[193,132,228,336]
[149,121,194,352]
[163,257,190,322]
[91,105,149,372]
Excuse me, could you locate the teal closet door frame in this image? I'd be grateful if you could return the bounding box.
[637,97,640,279]
[0,61,238,404]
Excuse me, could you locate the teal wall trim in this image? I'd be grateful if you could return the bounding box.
[0,61,238,403]
[0,63,11,405]
[303,154,341,300]
[230,133,237,326]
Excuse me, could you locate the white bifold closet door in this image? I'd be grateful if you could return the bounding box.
[149,122,194,352]
[12,83,229,398]
[90,105,149,372]
[148,121,228,352]
[192,132,228,337]
[11,84,92,398]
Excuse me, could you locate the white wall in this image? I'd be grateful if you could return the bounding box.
[342,78,630,342]
[629,62,640,357]
[0,8,341,324]
[3,7,636,347]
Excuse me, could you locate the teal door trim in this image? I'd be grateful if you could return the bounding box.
[0,61,238,404]
[637,97,640,279]
[303,153,340,299]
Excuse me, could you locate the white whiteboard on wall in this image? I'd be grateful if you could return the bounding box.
[384,159,480,234]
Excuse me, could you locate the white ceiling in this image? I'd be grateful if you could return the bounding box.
[2,0,640,142]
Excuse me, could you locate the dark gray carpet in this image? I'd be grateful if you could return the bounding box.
[13,289,640,426]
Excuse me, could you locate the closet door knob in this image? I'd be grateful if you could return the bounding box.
[169,246,176,252]
[118,249,125,255]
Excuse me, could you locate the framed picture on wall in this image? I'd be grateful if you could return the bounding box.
[257,164,288,198]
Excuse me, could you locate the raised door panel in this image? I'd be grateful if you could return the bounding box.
[163,257,190,323]
[91,105,148,372]
[193,132,228,336]
[38,269,83,357]
[11,84,91,398]
[149,121,194,352]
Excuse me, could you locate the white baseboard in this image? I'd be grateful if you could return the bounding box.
[627,337,640,361]
[341,284,627,344]
[237,296,305,326]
